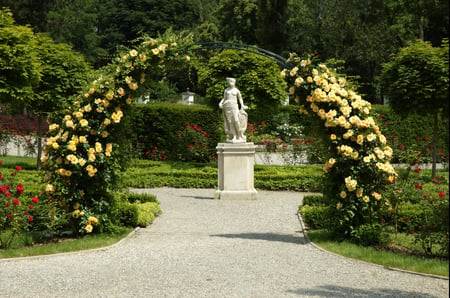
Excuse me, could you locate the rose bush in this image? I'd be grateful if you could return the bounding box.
[40,31,194,235]
[0,162,40,248]
[282,53,396,240]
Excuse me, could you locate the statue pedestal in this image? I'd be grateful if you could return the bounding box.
[214,142,257,200]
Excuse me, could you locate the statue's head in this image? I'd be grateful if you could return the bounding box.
[226,77,236,86]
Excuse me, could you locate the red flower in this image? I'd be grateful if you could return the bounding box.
[414,168,420,173]
[24,210,28,215]
[5,203,10,207]
[28,216,33,222]
[15,166,22,172]
[16,183,24,195]
[31,197,39,203]
[12,199,20,205]
[403,218,408,222]
[7,214,12,218]
[438,192,445,198]
[29,205,34,209]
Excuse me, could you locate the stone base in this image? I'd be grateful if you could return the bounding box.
[215,142,257,200]
[214,189,257,200]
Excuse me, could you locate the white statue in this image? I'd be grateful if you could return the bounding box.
[219,78,249,143]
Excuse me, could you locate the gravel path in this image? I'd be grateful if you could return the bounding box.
[0,187,448,297]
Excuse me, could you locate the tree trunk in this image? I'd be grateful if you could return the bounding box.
[419,15,424,40]
[431,110,438,179]
[36,115,43,170]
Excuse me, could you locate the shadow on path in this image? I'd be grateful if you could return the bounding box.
[287,285,441,298]
[211,232,308,244]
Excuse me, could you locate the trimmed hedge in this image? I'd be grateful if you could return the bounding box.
[112,192,161,228]
[299,205,332,229]
[126,103,223,162]
[303,194,325,206]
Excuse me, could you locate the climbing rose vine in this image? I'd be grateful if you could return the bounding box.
[41,32,193,235]
[282,53,396,238]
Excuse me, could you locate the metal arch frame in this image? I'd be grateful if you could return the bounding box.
[189,41,294,69]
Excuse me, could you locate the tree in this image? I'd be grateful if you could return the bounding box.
[215,0,258,44]
[31,33,93,168]
[380,39,449,178]
[196,49,287,117]
[0,8,41,110]
[256,0,288,55]
[46,0,102,66]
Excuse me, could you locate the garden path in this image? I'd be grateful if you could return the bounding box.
[0,187,448,297]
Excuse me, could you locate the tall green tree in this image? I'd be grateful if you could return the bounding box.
[46,0,101,66]
[256,0,288,55]
[380,39,449,178]
[31,33,93,167]
[216,0,258,44]
[0,8,40,110]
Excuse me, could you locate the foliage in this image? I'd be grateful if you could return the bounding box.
[350,223,388,247]
[299,205,331,229]
[197,49,287,112]
[380,39,449,115]
[372,105,449,165]
[380,39,449,178]
[303,194,325,206]
[0,9,41,109]
[111,193,161,228]
[128,103,222,162]
[283,53,395,240]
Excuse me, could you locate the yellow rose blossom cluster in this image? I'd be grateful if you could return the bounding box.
[86,164,98,177]
[323,158,336,173]
[344,176,357,192]
[111,110,123,123]
[85,216,99,233]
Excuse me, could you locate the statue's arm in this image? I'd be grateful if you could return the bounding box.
[237,90,248,110]
[218,91,226,108]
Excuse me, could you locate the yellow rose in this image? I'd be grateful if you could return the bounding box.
[294,77,304,87]
[73,111,83,119]
[152,48,159,55]
[336,202,342,210]
[362,196,370,203]
[49,124,59,132]
[366,133,376,142]
[101,131,109,138]
[79,136,87,143]
[80,119,88,127]
[185,55,190,61]
[79,158,86,166]
[129,49,138,57]
[330,134,337,140]
[306,76,313,83]
[139,53,147,62]
[65,120,74,128]
[95,142,103,153]
[117,88,126,96]
[340,191,347,199]
[85,224,93,233]
[46,184,55,192]
[52,142,59,149]
[290,66,299,76]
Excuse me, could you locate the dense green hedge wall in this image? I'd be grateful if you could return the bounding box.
[126,103,448,164]
[126,103,223,161]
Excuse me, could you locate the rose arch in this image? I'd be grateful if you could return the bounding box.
[41,34,395,238]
